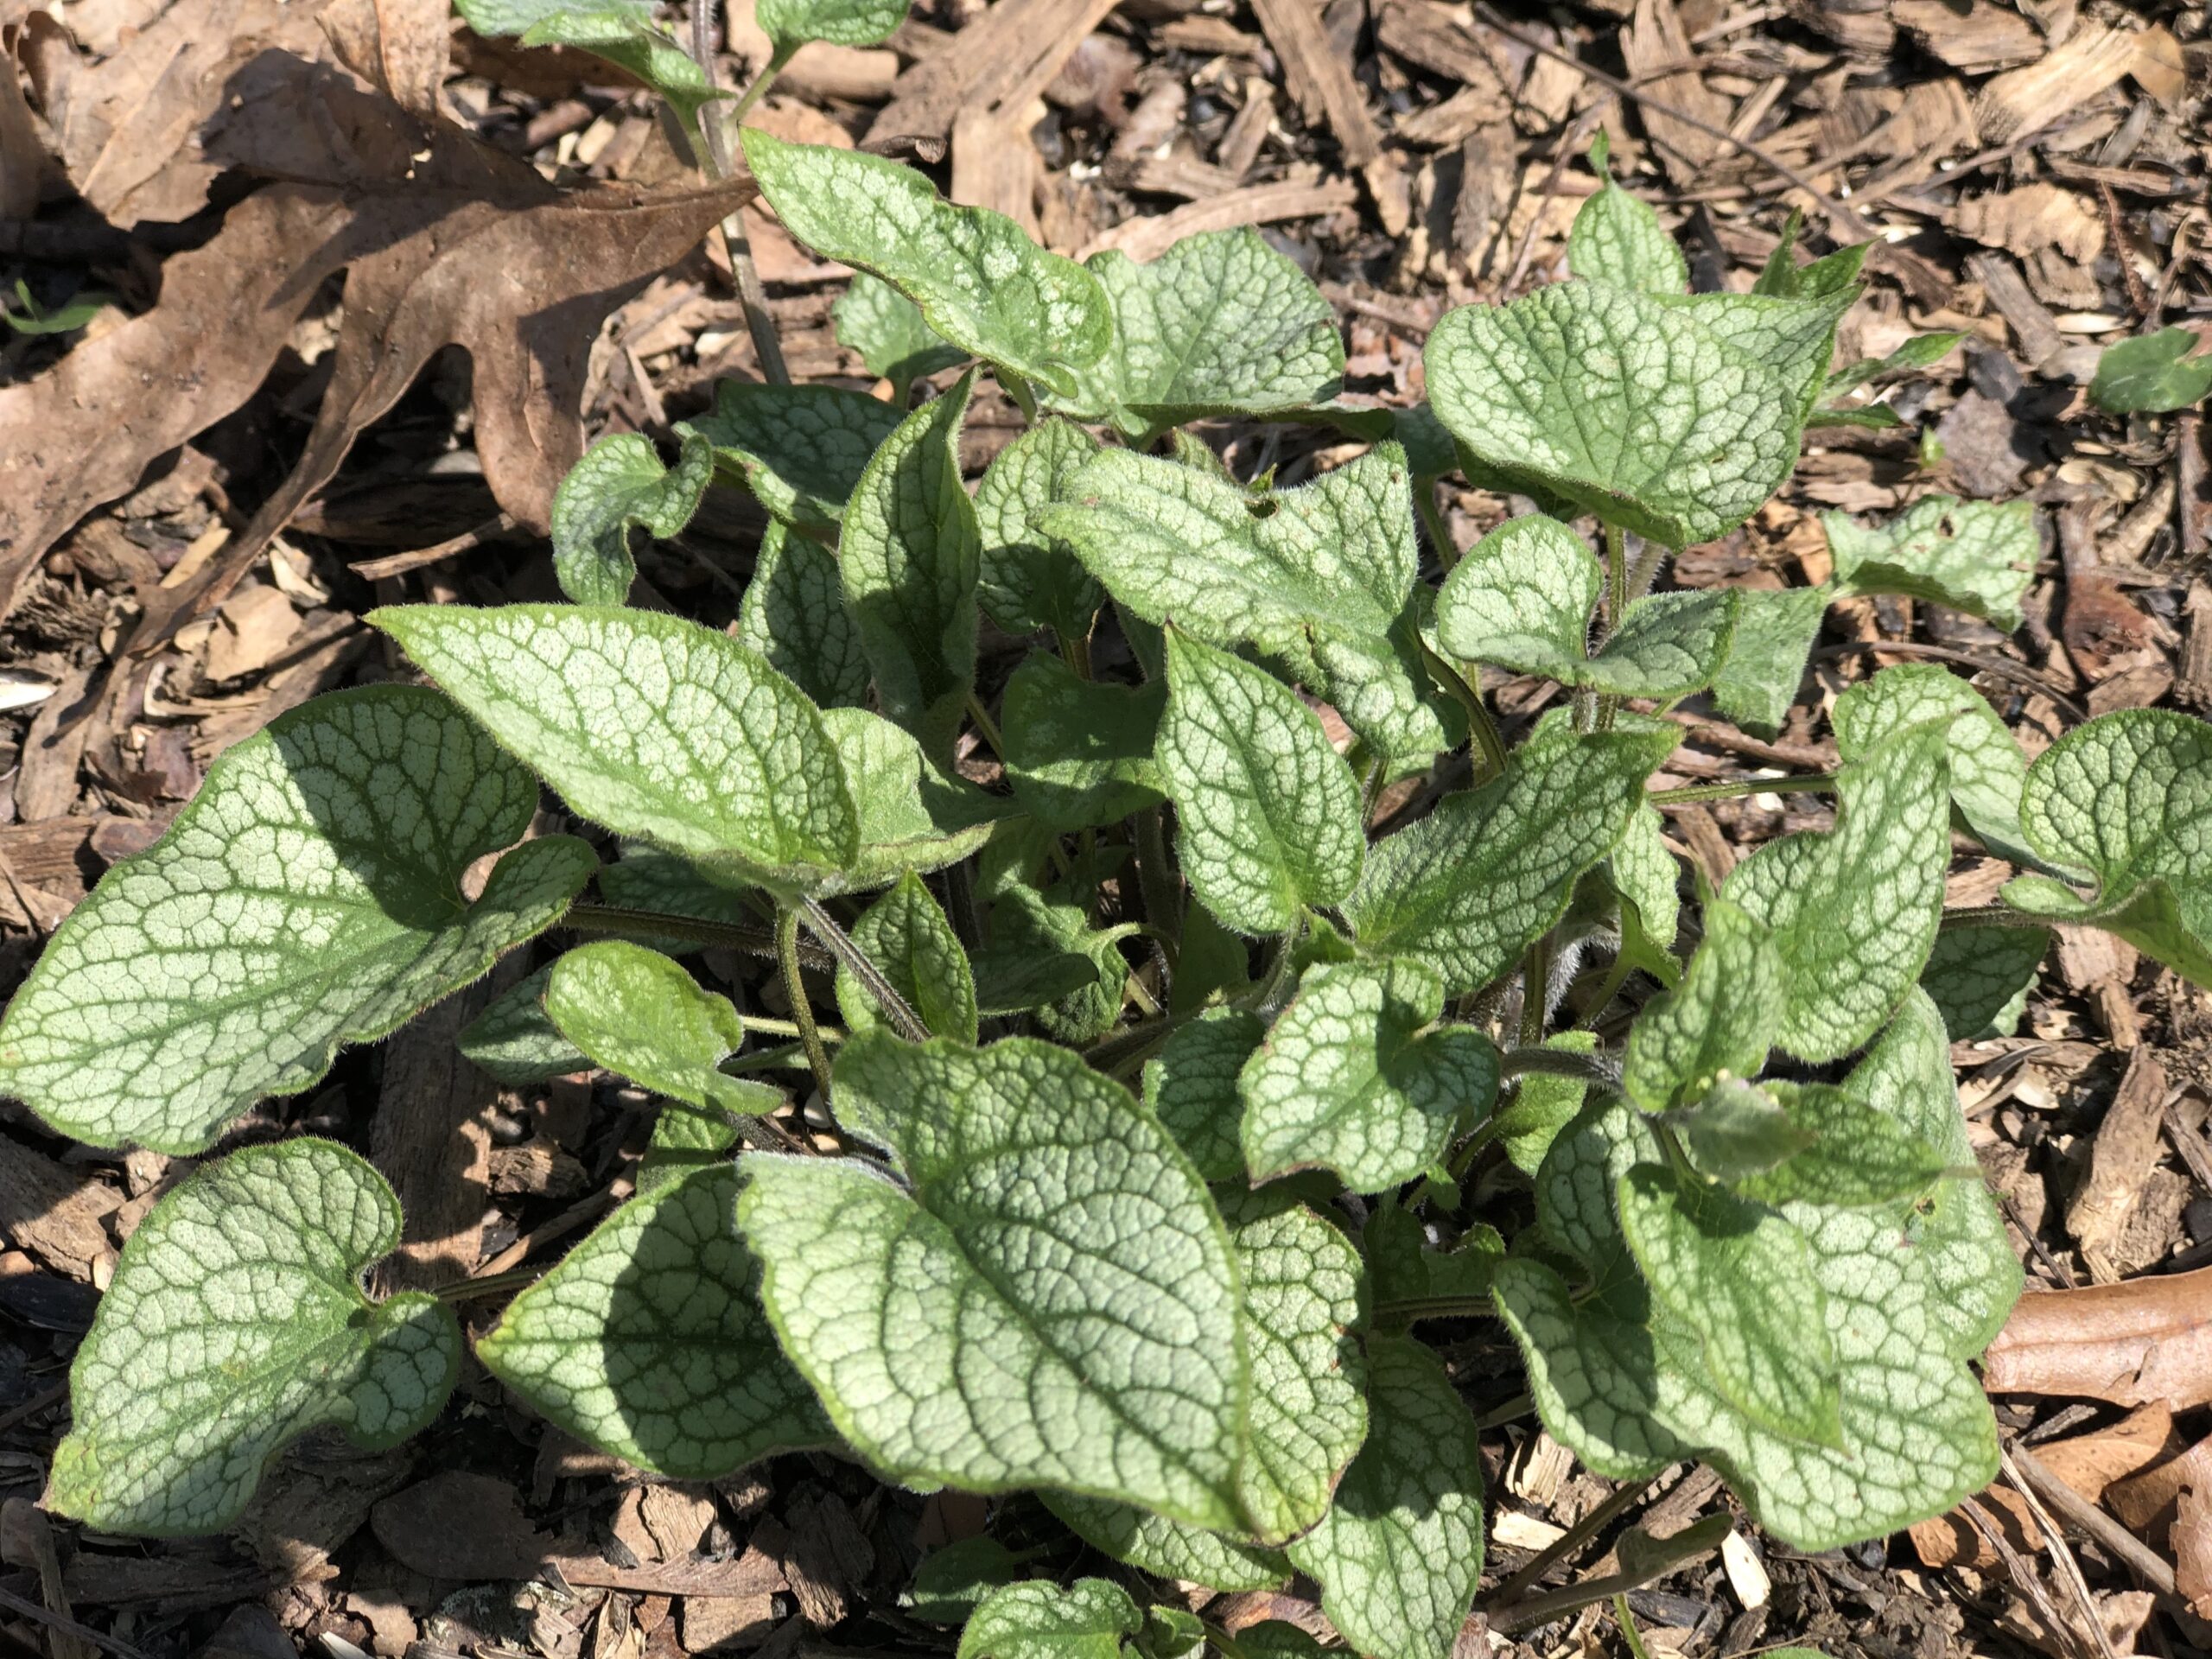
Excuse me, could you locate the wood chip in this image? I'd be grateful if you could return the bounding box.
[1622,0,1731,185]
[1251,0,1381,166]
[2064,1046,2170,1264]
[1973,22,2145,147]
[1081,176,1357,261]
[1891,0,2044,71]
[0,1141,120,1279]
[867,0,1123,159]
[1719,1529,1770,1610]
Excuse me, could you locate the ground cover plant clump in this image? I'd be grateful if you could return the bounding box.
[3,4,2209,1653]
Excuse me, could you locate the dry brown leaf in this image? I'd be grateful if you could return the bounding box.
[201,584,302,683]
[321,0,451,117]
[2107,1431,2212,1536]
[2033,1401,2182,1507]
[1982,1264,2212,1412]
[1907,1484,2041,1572]
[0,24,45,219]
[2177,1478,2212,1620]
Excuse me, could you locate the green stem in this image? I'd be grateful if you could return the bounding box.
[798,895,931,1042]
[1613,1596,1657,1659]
[1498,1044,1622,1090]
[563,900,833,969]
[1518,933,1554,1045]
[726,39,795,125]
[744,1012,845,1043]
[1647,771,1836,805]
[1484,1474,1656,1614]
[1133,804,1182,967]
[1941,903,2046,930]
[966,688,1007,765]
[1415,636,1509,786]
[778,904,837,1105]
[1370,1293,1495,1324]
[1413,479,1460,573]
[1596,522,1628,733]
[1575,949,1637,1031]
[435,1267,543,1305]
[1058,626,1093,679]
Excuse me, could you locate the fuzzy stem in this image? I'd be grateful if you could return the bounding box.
[1647,772,1836,805]
[798,896,931,1042]
[778,903,836,1104]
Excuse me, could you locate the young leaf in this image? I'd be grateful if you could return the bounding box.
[958,1580,1142,1659]
[1737,1081,1952,1210]
[836,871,978,1043]
[1155,629,1365,935]
[690,381,905,535]
[741,131,1110,400]
[2089,326,2212,414]
[1431,512,1599,673]
[823,706,1012,893]
[1921,922,2045,1040]
[1427,283,1810,547]
[371,604,859,894]
[1044,1493,1290,1592]
[1054,229,1344,433]
[1217,1187,1370,1540]
[0,686,595,1153]
[458,0,725,130]
[974,418,1106,641]
[1833,664,2033,867]
[459,965,588,1085]
[1616,1166,1844,1448]
[1665,1078,1815,1184]
[1364,1207,1503,1319]
[906,1538,1032,1622]
[1659,284,1858,419]
[1003,652,1165,832]
[1613,802,1681,951]
[841,369,981,762]
[1344,726,1677,994]
[1709,583,1829,739]
[835,272,966,398]
[758,0,910,51]
[477,1164,835,1478]
[1240,957,1498,1192]
[543,939,780,1123]
[1495,1028,1599,1175]
[1826,497,2037,631]
[1285,1335,1485,1659]
[739,1034,1249,1529]
[1622,899,1779,1113]
[1042,445,1448,763]
[1568,134,1687,294]
[971,879,1129,1040]
[550,429,712,605]
[48,1140,461,1535]
[1723,717,1950,1061]
[1144,1007,1264,1182]
[736,521,873,709]
[2001,709,2212,985]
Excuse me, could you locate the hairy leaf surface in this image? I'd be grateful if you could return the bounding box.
[758,0,908,48]
[1622,899,1778,1113]
[550,429,711,605]
[692,380,904,534]
[1709,584,1828,738]
[836,871,978,1042]
[1834,664,2033,867]
[1827,497,2037,630]
[0,686,594,1152]
[739,1035,1249,1528]
[544,940,779,1125]
[1144,1007,1263,1182]
[835,272,966,396]
[958,1580,1141,1659]
[1004,652,1164,832]
[458,965,588,1085]
[48,1141,460,1533]
[1568,137,1687,293]
[737,522,872,709]
[975,419,1106,640]
[478,1165,833,1478]
[742,132,1109,399]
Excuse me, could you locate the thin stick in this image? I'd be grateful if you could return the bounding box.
[779,904,838,1103]
[2009,1441,2179,1599]
[1471,2,1876,242]
[0,1584,155,1659]
[1133,804,1183,967]
[1485,1475,1657,1611]
[2001,1447,2120,1659]
[689,2,791,385]
[1649,772,1835,805]
[1816,639,2088,724]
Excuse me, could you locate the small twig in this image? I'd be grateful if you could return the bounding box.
[1487,1477,1659,1611]
[2001,1447,2121,1659]
[2009,1441,2179,1599]
[0,1379,67,1434]
[688,1,791,385]
[1649,772,1836,806]
[1816,639,2088,724]
[1959,1496,2098,1659]
[0,1583,154,1659]
[1472,2,1876,242]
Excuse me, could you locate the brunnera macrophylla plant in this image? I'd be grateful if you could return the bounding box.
[16,74,2202,1654]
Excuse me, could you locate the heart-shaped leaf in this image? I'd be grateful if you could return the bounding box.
[550,428,712,605]
[836,871,977,1043]
[543,939,781,1127]
[1826,496,2037,630]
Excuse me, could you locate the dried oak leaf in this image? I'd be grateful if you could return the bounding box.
[1981,1264,2212,1414]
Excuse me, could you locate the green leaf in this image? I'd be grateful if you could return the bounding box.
[1616,1165,1843,1448]
[1427,282,1814,547]
[469,2,725,130]
[1345,727,1676,993]
[842,371,981,762]
[1173,899,1256,1014]
[835,272,967,396]
[970,880,1126,1037]
[1657,285,1858,420]
[1045,1492,1289,1592]
[371,604,858,894]
[543,940,779,1126]
[1054,230,1344,434]
[1722,716,1949,1061]
[1217,1187,1370,1539]
[598,843,763,944]
[1043,445,1449,764]
[1622,899,1778,1113]
[906,1539,1031,1622]
[1568,137,1687,294]
[1003,652,1164,832]
[1665,1078,1815,1184]
[1612,802,1681,951]
[824,706,1012,894]
[742,131,1110,400]
[550,429,712,606]
[1826,496,2037,630]
[2090,326,2212,414]
[48,1140,461,1535]
[836,871,978,1042]
[1710,583,1829,738]
[1285,1336,1485,1659]
[477,1164,833,1477]
[458,965,588,1085]
[1137,1605,1205,1659]
[1156,629,1364,935]
[1823,330,1965,398]
[958,1580,1142,1659]
[0,686,594,1154]
[1241,957,1497,1192]
[692,381,905,536]
[1364,1205,1503,1319]
[1738,1081,1951,1210]
[1833,663,2034,867]
[737,520,872,709]
[2001,709,2212,985]
[758,0,909,50]
[1142,1006,1262,1182]
[1495,1029,1598,1175]
[1921,922,2045,1040]
[739,1034,1249,1528]
[974,418,1106,640]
